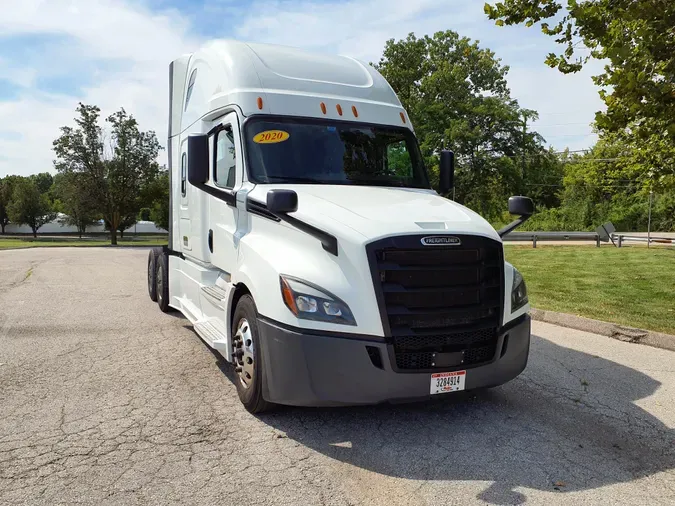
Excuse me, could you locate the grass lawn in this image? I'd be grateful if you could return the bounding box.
[505,245,675,335]
[0,236,167,250]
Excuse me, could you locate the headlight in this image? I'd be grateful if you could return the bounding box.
[511,267,528,312]
[279,275,356,326]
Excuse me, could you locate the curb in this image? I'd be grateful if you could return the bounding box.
[531,308,675,352]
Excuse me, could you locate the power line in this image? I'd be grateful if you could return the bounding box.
[533,122,593,128]
[542,133,597,138]
[525,183,641,188]
[486,151,623,162]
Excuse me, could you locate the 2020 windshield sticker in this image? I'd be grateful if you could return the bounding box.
[253,130,290,144]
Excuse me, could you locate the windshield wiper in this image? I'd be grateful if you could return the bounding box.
[263,176,331,184]
[349,179,411,187]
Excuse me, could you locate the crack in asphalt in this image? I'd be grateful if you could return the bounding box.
[0,249,674,506]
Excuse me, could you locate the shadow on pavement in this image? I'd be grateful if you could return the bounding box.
[212,334,674,505]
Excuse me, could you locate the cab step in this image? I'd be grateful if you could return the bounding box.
[193,320,229,352]
[201,285,228,303]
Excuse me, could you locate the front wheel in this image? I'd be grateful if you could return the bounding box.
[232,295,272,414]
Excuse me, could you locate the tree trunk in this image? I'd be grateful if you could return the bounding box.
[1,223,5,234]
[32,227,37,238]
[120,229,124,239]
[110,227,117,245]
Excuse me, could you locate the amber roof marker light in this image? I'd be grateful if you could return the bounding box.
[400,111,406,124]
[352,105,358,118]
[336,104,343,116]
[320,102,327,114]
[257,97,263,110]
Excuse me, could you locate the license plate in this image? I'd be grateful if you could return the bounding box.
[430,370,466,394]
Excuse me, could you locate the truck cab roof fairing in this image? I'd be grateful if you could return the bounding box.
[177,39,411,134]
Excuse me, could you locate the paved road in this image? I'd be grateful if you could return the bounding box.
[1,248,673,506]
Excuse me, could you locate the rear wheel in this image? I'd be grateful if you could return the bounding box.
[147,249,158,301]
[232,295,272,414]
[156,253,171,313]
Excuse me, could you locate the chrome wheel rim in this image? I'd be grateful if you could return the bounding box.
[234,318,254,389]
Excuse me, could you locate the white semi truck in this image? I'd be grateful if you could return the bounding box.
[147,40,533,413]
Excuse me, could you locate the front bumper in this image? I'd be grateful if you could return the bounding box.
[257,314,531,407]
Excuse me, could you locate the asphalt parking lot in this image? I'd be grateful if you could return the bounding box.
[1,248,673,505]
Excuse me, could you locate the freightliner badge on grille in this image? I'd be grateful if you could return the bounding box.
[420,236,462,246]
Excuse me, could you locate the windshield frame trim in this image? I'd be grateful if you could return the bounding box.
[240,114,431,189]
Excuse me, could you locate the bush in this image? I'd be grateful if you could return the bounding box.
[491,191,675,233]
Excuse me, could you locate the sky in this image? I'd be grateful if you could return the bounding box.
[0,0,606,178]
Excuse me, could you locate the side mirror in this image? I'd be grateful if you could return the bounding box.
[498,196,535,237]
[267,189,298,214]
[187,134,209,185]
[508,196,534,217]
[439,150,454,194]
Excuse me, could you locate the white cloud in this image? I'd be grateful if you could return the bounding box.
[0,0,606,178]
[0,0,201,178]
[235,0,606,153]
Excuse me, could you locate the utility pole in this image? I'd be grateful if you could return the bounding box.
[647,190,654,248]
[521,113,527,182]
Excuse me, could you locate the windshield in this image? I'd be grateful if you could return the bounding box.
[244,117,430,188]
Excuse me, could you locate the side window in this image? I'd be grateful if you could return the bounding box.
[181,152,187,197]
[386,140,413,178]
[214,126,236,189]
[184,69,197,111]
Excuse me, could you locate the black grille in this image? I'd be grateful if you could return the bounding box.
[392,329,498,370]
[395,342,497,370]
[366,234,504,372]
[393,328,495,350]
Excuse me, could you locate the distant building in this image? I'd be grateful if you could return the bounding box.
[5,214,167,234]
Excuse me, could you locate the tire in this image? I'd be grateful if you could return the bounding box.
[147,249,159,302]
[156,252,171,313]
[232,295,272,414]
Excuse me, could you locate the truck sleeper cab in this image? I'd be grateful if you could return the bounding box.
[148,39,533,413]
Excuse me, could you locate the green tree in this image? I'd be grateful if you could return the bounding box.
[0,175,23,234]
[7,178,57,237]
[31,172,54,195]
[484,0,675,190]
[117,214,137,239]
[373,31,553,219]
[52,172,99,238]
[149,170,170,231]
[140,167,170,231]
[52,103,162,245]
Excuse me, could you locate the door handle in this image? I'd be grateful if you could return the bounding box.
[208,229,213,253]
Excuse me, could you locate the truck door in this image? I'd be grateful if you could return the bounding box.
[208,112,242,275]
[178,144,192,252]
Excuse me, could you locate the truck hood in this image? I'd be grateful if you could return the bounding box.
[248,184,501,243]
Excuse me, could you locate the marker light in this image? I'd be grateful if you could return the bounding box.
[352,105,358,118]
[320,102,327,114]
[336,104,343,116]
[257,97,263,110]
[280,277,298,315]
